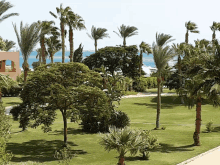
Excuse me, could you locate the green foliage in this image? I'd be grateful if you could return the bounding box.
[73,43,83,62]
[100,126,142,165]
[161,126,166,130]
[110,110,130,129]
[133,77,157,92]
[2,85,22,97]
[206,120,214,133]
[139,130,160,160]
[83,45,140,79]
[0,101,12,164]
[54,146,74,165]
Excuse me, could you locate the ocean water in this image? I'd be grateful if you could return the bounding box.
[5,51,155,69]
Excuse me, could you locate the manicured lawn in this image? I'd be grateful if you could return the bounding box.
[5,96,220,165]
[2,97,22,107]
[146,88,176,93]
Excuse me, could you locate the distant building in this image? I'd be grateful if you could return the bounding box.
[0,51,22,81]
[142,64,157,77]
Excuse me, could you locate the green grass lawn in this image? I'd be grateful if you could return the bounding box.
[146,88,176,93]
[2,97,22,107]
[4,96,220,165]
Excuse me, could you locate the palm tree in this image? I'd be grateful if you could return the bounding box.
[67,12,86,62]
[100,126,142,165]
[13,21,42,82]
[4,39,15,51]
[210,22,220,40]
[0,0,19,23]
[139,41,152,77]
[38,21,55,64]
[185,21,199,44]
[152,33,175,129]
[113,24,138,47]
[87,26,110,53]
[50,4,72,63]
[36,48,49,65]
[45,36,62,64]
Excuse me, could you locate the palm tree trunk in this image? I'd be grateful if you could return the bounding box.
[62,109,68,147]
[40,36,46,64]
[95,40,97,53]
[69,27,74,62]
[178,55,184,104]
[0,88,2,103]
[185,31,188,44]
[61,23,65,63]
[22,61,29,82]
[123,38,126,47]
[156,76,161,129]
[193,97,202,146]
[139,50,143,77]
[51,53,54,63]
[212,32,216,41]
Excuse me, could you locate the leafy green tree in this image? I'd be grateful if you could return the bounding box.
[11,63,110,146]
[113,24,138,47]
[0,36,6,51]
[73,43,83,62]
[50,3,72,63]
[0,0,19,23]
[13,21,42,82]
[185,21,199,44]
[87,25,110,52]
[139,41,152,77]
[210,21,220,40]
[100,126,142,165]
[67,12,86,62]
[38,20,55,64]
[152,33,175,129]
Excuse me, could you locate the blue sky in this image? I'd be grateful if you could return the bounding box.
[1,0,220,68]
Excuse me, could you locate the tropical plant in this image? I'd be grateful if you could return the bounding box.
[210,21,220,40]
[87,25,110,52]
[50,3,72,63]
[113,24,138,46]
[13,21,42,82]
[0,36,6,51]
[73,43,83,62]
[139,41,152,77]
[38,20,55,64]
[185,21,199,44]
[152,33,175,129]
[4,39,16,51]
[0,0,19,23]
[67,12,86,62]
[100,126,142,165]
[35,48,48,65]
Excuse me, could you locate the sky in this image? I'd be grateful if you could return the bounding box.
[1,0,220,68]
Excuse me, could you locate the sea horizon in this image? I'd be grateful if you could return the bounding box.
[5,51,156,70]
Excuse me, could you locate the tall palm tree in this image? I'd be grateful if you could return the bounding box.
[36,48,49,65]
[87,26,109,53]
[152,33,175,129]
[210,22,220,41]
[13,21,42,82]
[38,20,55,65]
[0,0,19,23]
[139,41,152,77]
[67,12,86,62]
[45,36,62,63]
[50,4,72,63]
[113,24,138,47]
[185,21,199,44]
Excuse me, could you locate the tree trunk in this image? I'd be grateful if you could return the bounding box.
[0,88,2,103]
[139,50,143,77]
[156,76,161,129]
[118,157,125,165]
[61,23,65,63]
[95,40,97,53]
[62,109,68,147]
[123,38,126,47]
[212,32,216,41]
[69,27,74,62]
[193,97,202,146]
[51,53,54,64]
[40,37,46,65]
[178,55,184,104]
[185,31,188,44]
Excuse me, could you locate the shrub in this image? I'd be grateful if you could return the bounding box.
[54,146,74,165]
[161,126,166,130]
[133,77,147,92]
[206,120,214,133]
[110,110,130,129]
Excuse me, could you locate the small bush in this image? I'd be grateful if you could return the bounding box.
[161,126,166,130]
[206,120,214,133]
[110,110,130,129]
[54,146,74,165]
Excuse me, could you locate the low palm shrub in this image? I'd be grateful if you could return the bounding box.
[206,120,214,133]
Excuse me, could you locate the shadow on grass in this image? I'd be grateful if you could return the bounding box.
[212,126,220,132]
[50,128,97,136]
[150,143,195,153]
[7,140,87,163]
[4,101,21,105]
